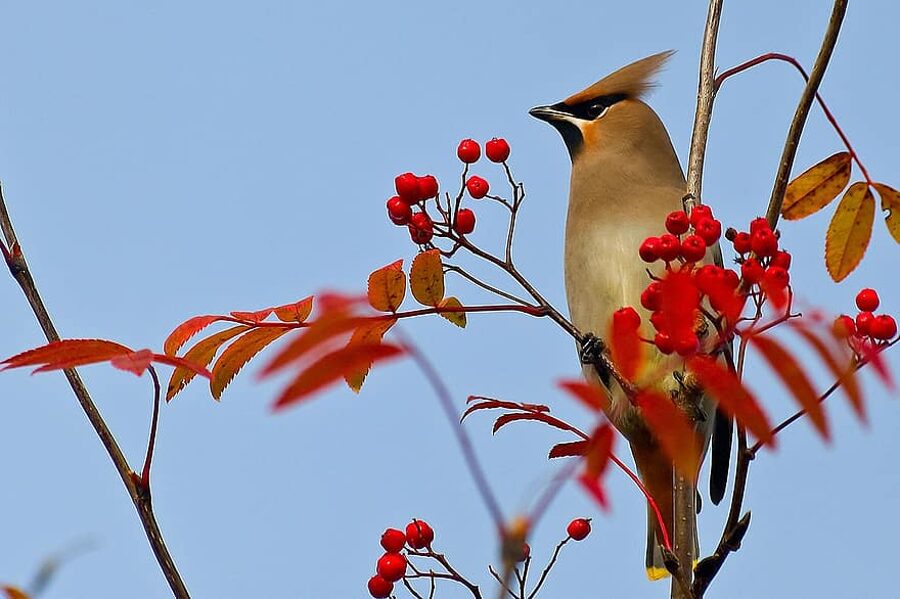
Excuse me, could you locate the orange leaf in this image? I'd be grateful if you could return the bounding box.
[409,249,445,307]
[111,349,154,376]
[166,325,249,401]
[274,296,314,323]
[687,356,774,447]
[164,315,223,356]
[438,296,466,328]
[548,440,588,459]
[230,308,274,323]
[660,271,700,341]
[609,311,644,381]
[344,318,396,392]
[2,339,133,373]
[578,423,614,511]
[150,354,212,379]
[748,335,829,440]
[2,587,30,599]
[634,390,701,476]
[782,152,852,220]
[367,260,406,312]
[557,380,608,412]
[211,326,293,399]
[873,183,900,244]
[260,311,369,376]
[825,182,875,282]
[273,343,404,410]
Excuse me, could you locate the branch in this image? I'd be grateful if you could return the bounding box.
[0,182,191,597]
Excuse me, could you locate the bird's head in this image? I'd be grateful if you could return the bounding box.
[530,51,677,164]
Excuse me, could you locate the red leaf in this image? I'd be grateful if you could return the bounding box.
[461,397,550,421]
[748,334,829,440]
[634,390,701,476]
[548,440,588,459]
[609,311,643,380]
[260,311,369,376]
[2,339,133,373]
[687,356,775,447]
[111,349,154,376]
[344,318,397,392]
[164,315,223,356]
[273,296,314,323]
[272,343,404,410]
[151,354,213,380]
[557,380,608,412]
[578,423,614,511]
[660,271,701,341]
[212,326,293,399]
[859,341,895,390]
[367,260,407,312]
[166,325,249,401]
[230,308,274,323]
[491,412,576,435]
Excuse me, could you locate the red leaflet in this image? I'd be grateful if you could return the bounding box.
[461,396,550,421]
[273,296,314,323]
[578,423,615,511]
[609,309,644,380]
[491,412,578,435]
[548,440,588,459]
[260,310,370,376]
[367,260,407,312]
[343,319,397,392]
[164,315,224,356]
[749,334,829,441]
[557,380,609,412]
[111,349,154,376]
[687,356,775,447]
[147,354,212,379]
[272,343,404,410]
[211,326,293,399]
[2,339,132,372]
[858,340,895,390]
[230,308,274,323]
[166,325,249,401]
[659,271,701,342]
[634,390,701,476]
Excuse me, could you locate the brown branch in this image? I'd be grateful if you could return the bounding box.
[0,182,190,597]
[526,537,569,599]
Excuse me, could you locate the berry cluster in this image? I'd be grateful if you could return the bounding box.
[367,519,435,598]
[834,288,897,343]
[726,217,792,298]
[385,138,512,245]
[639,205,721,265]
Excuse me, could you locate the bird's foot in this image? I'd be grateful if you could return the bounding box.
[579,333,605,366]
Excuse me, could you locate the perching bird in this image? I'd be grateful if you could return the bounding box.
[529,51,731,580]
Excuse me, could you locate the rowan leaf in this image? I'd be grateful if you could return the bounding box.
[438,296,466,328]
[367,260,406,312]
[272,343,404,410]
[166,325,249,401]
[230,308,274,323]
[212,326,293,399]
[164,315,223,356]
[150,354,213,379]
[344,318,396,392]
[491,412,577,435]
[2,339,133,373]
[548,440,588,459]
[461,397,550,421]
[274,296,314,323]
[578,423,614,511]
[749,334,829,440]
[2,587,30,599]
[873,183,900,244]
[409,249,445,307]
[634,390,701,476]
[782,152,852,220]
[260,311,369,376]
[609,310,644,380]
[110,349,154,376]
[687,356,774,447]
[825,182,875,282]
[557,380,608,412]
[660,271,701,341]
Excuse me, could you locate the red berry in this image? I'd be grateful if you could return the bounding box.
[694,218,722,246]
[674,332,700,357]
[367,574,393,598]
[457,139,481,163]
[658,234,681,262]
[833,315,857,339]
[741,258,764,285]
[454,208,476,235]
[688,204,713,227]
[680,235,707,262]
[516,543,530,562]
[650,310,666,332]
[871,315,898,340]
[408,213,434,244]
[654,332,674,354]
[377,552,408,582]
[695,265,725,295]
[381,528,407,553]
[567,518,591,541]
[466,176,489,199]
[732,231,751,254]
[418,175,439,200]
[639,237,661,263]
[856,311,875,336]
[613,307,641,331]
[395,172,421,204]
[665,210,690,235]
[750,229,778,257]
[485,137,511,162]
[763,266,790,290]
[723,269,741,289]
[387,196,412,225]
[855,288,880,312]
[771,250,792,270]
[640,282,663,311]
[405,520,434,549]
[749,217,771,234]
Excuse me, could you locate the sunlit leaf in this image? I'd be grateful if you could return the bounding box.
[748,334,829,440]
[230,308,274,323]
[438,296,466,328]
[873,183,900,244]
[212,326,293,399]
[150,354,213,379]
[260,310,369,376]
[274,296,314,323]
[2,339,133,373]
[557,380,608,412]
[548,440,588,459]
[367,260,406,312]
[687,356,774,447]
[634,390,701,475]
[167,325,249,401]
[164,315,224,356]
[782,152,852,220]
[344,318,396,392]
[409,249,445,307]
[825,182,875,282]
[110,349,154,376]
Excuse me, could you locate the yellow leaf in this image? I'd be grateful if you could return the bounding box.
[782,152,851,220]
[409,249,445,307]
[166,325,249,401]
[825,182,875,282]
[211,326,293,399]
[438,297,466,328]
[344,318,396,392]
[367,260,406,312]
[873,183,900,244]
[274,296,314,323]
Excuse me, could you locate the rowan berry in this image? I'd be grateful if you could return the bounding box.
[567,518,591,541]
[457,139,481,163]
[485,137,511,162]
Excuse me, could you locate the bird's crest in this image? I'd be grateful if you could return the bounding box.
[564,51,674,106]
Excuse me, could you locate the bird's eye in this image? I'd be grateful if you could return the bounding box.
[587,102,609,119]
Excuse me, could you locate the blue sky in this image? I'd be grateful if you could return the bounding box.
[1,2,898,598]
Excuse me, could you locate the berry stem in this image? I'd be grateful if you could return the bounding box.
[140,365,162,487]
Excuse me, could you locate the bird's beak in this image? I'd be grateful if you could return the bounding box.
[528,105,570,122]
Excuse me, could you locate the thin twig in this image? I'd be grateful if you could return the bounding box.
[526,537,569,599]
[488,566,517,599]
[443,265,534,307]
[140,366,162,486]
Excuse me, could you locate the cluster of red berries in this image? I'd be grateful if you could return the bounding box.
[367,520,435,598]
[727,217,792,296]
[385,138,511,246]
[638,205,721,265]
[834,288,897,343]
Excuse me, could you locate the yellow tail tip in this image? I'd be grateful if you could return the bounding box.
[646,567,670,581]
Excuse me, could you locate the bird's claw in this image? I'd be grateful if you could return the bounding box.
[579,333,605,365]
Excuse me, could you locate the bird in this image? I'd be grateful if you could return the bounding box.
[529,51,731,580]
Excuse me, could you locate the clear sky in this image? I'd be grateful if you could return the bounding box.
[1,2,898,598]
